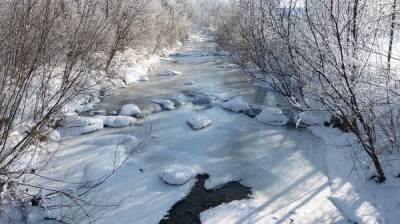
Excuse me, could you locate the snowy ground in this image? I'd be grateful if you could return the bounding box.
[25,32,397,224]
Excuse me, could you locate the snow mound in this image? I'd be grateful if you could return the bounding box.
[171,94,188,106]
[295,111,329,127]
[82,134,138,146]
[187,115,212,130]
[61,117,104,135]
[46,130,61,141]
[152,99,175,110]
[124,69,142,85]
[119,104,142,117]
[96,115,136,128]
[140,103,163,117]
[139,76,149,81]
[220,97,250,113]
[256,107,288,126]
[61,116,92,128]
[161,164,197,185]
[184,80,195,85]
[159,69,182,76]
[75,103,94,113]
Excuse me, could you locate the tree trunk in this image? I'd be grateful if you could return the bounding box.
[387,0,397,71]
[370,150,386,183]
[105,48,117,73]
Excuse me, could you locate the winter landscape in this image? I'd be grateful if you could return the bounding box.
[1,0,400,223]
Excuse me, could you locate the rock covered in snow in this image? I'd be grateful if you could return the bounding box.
[256,107,288,126]
[124,71,141,85]
[189,95,214,106]
[184,80,195,85]
[61,117,92,128]
[140,103,163,117]
[96,115,136,128]
[161,164,197,186]
[60,117,104,135]
[46,130,61,141]
[220,97,250,113]
[152,99,175,110]
[187,115,213,130]
[159,69,182,76]
[245,107,263,118]
[119,104,142,117]
[74,103,94,113]
[295,111,329,128]
[139,76,149,81]
[171,94,188,106]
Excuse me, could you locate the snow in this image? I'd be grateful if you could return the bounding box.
[187,115,213,130]
[46,129,61,141]
[97,115,136,128]
[119,104,142,117]
[139,76,149,81]
[256,107,289,126]
[59,117,104,136]
[152,99,175,110]
[295,111,329,127]
[184,80,195,85]
[310,126,386,224]
[219,97,250,112]
[159,69,182,76]
[27,32,390,224]
[74,103,94,113]
[82,134,138,147]
[161,164,198,185]
[61,116,92,128]
[41,105,345,224]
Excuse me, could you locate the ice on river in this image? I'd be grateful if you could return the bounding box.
[45,105,345,224]
[159,69,182,76]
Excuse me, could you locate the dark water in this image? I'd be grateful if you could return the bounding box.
[160,174,252,224]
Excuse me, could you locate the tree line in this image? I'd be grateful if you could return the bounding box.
[215,0,400,183]
[0,0,200,222]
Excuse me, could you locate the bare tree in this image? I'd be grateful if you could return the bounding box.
[216,0,400,183]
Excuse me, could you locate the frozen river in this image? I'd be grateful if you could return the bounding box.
[46,33,347,224]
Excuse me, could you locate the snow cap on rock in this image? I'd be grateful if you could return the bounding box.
[220,97,250,113]
[161,164,197,185]
[120,104,142,117]
[256,107,288,126]
[187,115,212,130]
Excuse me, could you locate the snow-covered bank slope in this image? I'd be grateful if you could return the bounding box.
[310,126,399,224]
[63,44,182,115]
